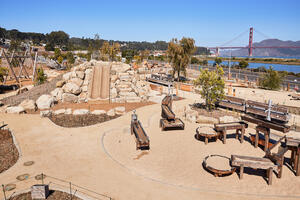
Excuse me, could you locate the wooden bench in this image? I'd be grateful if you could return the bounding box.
[214,121,248,144]
[131,114,150,150]
[255,125,272,152]
[285,136,300,176]
[231,155,277,185]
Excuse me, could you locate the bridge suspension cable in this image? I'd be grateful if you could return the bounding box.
[219,28,249,47]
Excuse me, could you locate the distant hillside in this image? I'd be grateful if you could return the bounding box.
[221,39,300,57]
[0,27,210,55]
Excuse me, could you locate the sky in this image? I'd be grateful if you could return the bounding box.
[0,0,299,47]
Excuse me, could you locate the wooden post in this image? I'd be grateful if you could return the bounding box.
[205,137,208,145]
[2,184,7,200]
[268,168,273,185]
[287,82,290,91]
[255,129,259,148]
[278,157,284,178]
[240,164,244,179]
[69,182,72,200]
[294,149,299,171]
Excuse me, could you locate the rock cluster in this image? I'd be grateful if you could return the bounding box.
[110,63,151,103]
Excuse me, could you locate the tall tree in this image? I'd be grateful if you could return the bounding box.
[109,42,120,61]
[167,37,195,81]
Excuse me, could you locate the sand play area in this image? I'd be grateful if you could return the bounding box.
[1,98,300,200]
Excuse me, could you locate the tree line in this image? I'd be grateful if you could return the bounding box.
[0,27,210,55]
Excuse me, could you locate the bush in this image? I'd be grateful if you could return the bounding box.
[0,67,8,82]
[259,66,285,90]
[194,64,225,110]
[35,67,47,85]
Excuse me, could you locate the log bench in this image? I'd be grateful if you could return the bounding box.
[131,112,150,150]
[214,121,248,144]
[231,155,277,185]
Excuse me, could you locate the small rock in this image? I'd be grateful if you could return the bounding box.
[115,106,125,115]
[65,108,72,114]
[73,109,90,115]
[36,95,55,109]
[91,110,106,115]
[40,110,51,117]
[53,109,66,115]
[6,106,25,114]
[19,99,36,110]
[107,108,115,116]
[56,80,65,88]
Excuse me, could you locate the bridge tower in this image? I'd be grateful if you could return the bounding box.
[248,27,253,56]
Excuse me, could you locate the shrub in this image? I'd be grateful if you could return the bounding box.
[0,67,8,82]
[194,64,225,110]
[35,67,47,85]
[259,66,285,90]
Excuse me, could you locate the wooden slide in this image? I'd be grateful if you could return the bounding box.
[88,63,111,100]
[131,113,150,150]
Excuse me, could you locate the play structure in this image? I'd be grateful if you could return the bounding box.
[159,95,184,131]
[131,110,150,150]
[0,47,38,84]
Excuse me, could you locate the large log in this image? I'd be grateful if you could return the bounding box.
[231,155,276,169]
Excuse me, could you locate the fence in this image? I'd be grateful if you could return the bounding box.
[1,173,113,200]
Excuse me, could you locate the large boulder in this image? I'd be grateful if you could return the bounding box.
[75,71,85,79]
[19,99,36,110]
[51,88,64,101]
[6,106,25,114]
[62,93,78,103]
[91,110,106,115]
[70,78,84,87]
[63,72,72,81]
[73,109,90,115]
[36,95,55,109]
[185,110,198,123]
[115,106,125,115]
[196,115,219,124]
[63,82,81,95]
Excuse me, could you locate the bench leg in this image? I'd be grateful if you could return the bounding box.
[296,148,300,176]
[255,130,259,148]
[241,127,245,143]
[268,168,273,185]
[278,158,284,178]
[235,129,239,139]
[223,131,226,144]
[205,137,208,145]
[264,133,269,152]
[240,164,244,179]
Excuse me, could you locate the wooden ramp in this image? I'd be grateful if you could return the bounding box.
[88,63,111,101]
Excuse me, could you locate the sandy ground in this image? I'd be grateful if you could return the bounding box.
[1,98,300,200]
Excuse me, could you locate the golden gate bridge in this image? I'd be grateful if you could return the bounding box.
[208,27,300,57]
